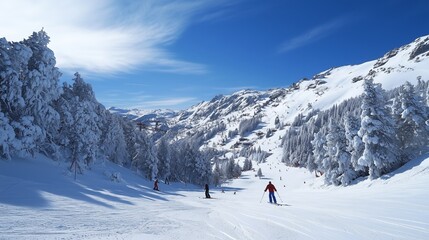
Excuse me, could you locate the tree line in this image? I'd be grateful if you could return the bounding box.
[0,30,222,185]
[282,78,429,185]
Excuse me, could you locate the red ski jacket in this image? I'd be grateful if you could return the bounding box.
[264,183,277,192]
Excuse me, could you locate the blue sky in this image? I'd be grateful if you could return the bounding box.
[1,0,428,110]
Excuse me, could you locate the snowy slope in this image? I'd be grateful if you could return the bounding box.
[159,35,429,157]
[2,35,429,240]
[109,34,429,163]
[1,153,428,239]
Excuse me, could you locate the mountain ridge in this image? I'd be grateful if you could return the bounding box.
[112,35,429,158]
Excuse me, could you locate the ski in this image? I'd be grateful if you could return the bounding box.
[268,202,289,206]
[276,203,290,206]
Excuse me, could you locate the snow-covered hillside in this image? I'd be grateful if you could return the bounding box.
[1,152,428,239]
[3,32,429,240]
[119,35,429,159]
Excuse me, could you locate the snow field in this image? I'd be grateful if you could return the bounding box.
[1,154,428,240]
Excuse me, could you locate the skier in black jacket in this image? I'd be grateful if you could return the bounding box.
[205,184,211,198]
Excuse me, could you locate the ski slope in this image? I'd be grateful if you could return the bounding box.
[1,153,428,240]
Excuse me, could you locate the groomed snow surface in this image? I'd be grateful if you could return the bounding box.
[1,153,428,240]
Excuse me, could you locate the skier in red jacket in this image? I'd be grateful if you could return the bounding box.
[264,181,277,204]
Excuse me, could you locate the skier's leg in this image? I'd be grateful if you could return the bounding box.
[273,194,277,204]
[269,192,273,203]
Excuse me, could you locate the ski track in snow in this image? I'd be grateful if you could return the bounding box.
[1,156,429,240]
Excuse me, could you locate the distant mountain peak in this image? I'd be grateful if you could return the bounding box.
[111,35,429,154]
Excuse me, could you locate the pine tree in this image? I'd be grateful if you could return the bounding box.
[133,132,158,180]
[121,120,138,168]
[0,112,16,160]
[182,143,198,183]
[226,158,235,179]
[257,168,263,178]
[233,162,242,178]
[311,129,327,174]
[101,114,128,165]
[344,114,364,173]
[212,160,222,186]
[157,137,171,182]
[194,154,212,185]
[358,79,399,179]
[58,73,102,170]
[72,73,100,166]
[0,35,47,158]
[396,81,429,158]
[242,158,253,171]
[323,120,341,185]
[0,38,29,118]
[22,30,62,156]
[274,115,282,129]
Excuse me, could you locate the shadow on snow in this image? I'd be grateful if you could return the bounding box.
[0,157,201,208]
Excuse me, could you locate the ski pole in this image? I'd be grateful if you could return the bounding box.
[276,191,284,203]
[259,191,266,203]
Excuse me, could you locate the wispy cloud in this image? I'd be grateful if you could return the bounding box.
[279,17,349,53]
[98,89,196,109]
[0,0,230,75]
[214,86,259,93]
[128,97,197,110]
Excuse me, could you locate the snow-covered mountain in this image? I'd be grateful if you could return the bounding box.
[121,35,429,157]
[109,107,178,133]
[2,33,429,240]
[108,107,178,122]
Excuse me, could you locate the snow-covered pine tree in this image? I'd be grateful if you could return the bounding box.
[414,79,428,100]
[233,162,242,178]
[212,160,222,186]
[100,114,128,165]
[71,73,101,166]
[282,110,321,168]
[0,39,28,159]
[257,168,263,178]
[133,131,158,180]
[344,114,364,173]
[181,142,198,183]
[322,120,342,185]
[238,116,261,136]
[226,158,235,179]
[310,128,327,175]
[0,112,16,160]
[194,153,212,186]
[121,119,138,168]
[55,72,101,172]
[274,116,280,129]
[167,141,183,182]
[242,158,253,171]
[335,124,356,186]
[53,82,74,156]
[21,30,62,156]
[0,34,49,158]
[422,79,429,106]
[396,81,429,158]
[357,78,400,179]
[157,137,171,182]
[0,38,28,118]
[10,116,43,158]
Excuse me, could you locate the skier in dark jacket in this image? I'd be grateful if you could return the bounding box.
[264,181,277,204]
[153,178,159,191]
[205,184,211,198]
